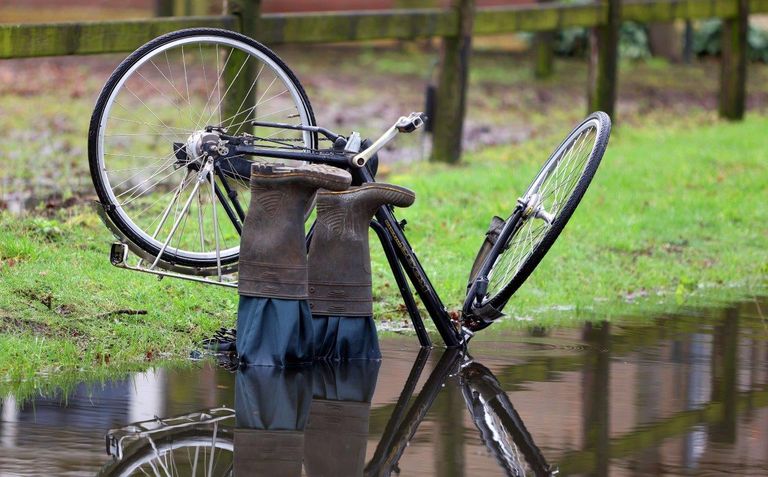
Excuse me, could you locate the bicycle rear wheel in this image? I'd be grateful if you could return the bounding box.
[89,28,317,270]
[464,112,611,330]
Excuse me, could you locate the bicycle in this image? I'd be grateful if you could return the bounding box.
[89,28,611,348]
[98,350,553,476]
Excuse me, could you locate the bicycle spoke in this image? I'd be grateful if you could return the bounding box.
[200,51,252,129]
[108,115,192,134]
[181,45,195,126]
[219,64,265,127]
[194,45,233,130]
[209,171,222,280]
[150,165,208,269]
[150,169,193,239]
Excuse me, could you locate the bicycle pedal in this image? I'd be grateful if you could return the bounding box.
[110,242,128,267]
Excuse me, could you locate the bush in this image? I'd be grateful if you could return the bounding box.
[692,19,768,62]
[554,23,650,60]
[555,20,768,63]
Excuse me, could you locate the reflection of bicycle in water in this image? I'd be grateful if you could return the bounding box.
[98,408,235,477]
[460,361,553,477]
[99,350,554,476]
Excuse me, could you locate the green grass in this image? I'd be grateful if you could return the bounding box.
[0,210,236,391]
[2,109,768,396]
[371,113,768,321]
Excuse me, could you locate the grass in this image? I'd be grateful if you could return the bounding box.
[2,112,767,394]
[0,210,236,390]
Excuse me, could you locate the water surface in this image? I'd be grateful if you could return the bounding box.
[1,296,766,476]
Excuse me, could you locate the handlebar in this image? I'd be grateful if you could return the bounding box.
[235,112,428,169]
[350,112,427,167]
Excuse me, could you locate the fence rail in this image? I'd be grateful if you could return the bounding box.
[1,0,764,161]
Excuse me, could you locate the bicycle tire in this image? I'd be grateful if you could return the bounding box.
[465,112,611,327]
[88,28,317,269]
[461,361,553,475]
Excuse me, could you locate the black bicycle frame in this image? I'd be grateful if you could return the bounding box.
[228,144,464,347]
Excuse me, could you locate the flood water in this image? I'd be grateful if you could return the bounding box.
[1,296,767,476]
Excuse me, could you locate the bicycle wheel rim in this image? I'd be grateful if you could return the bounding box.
[102,436,234,477]
[90,29,316,268]
[478,112,610,312]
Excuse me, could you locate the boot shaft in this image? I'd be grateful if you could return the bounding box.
[308,183,415,316]
[239,163,351,299]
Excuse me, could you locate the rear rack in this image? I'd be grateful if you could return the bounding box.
[105,407,235,460]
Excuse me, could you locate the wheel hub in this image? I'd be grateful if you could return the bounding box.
[185,130,221,163]
[523,193,554,225]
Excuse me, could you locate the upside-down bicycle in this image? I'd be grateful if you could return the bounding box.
[89,28,611,347]
[98,349,553,476]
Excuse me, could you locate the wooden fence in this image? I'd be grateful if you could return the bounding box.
[1,0,766,162]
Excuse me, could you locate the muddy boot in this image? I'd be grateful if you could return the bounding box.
[237,163,351,367]
[308,183,415,360]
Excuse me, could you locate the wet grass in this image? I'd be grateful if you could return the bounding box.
[372,113,768,323]
[2,112,767,390]
[0,210,235,391]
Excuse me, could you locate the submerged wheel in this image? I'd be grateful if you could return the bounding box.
[89,28,317,269]
[465,112,611,328]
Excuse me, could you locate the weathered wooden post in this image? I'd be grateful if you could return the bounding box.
[223,0,260,133]
[533,31,555,79]
[719,0,748,120]
[430,0,475,164]
[155,0,174,17]
[173,0,210,16]
[587,0,620,118]
[532,0,555,78]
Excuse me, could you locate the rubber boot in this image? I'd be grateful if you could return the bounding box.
[237,163,351,367]
[307,183,415,360]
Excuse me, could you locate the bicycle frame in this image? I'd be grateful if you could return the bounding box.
[100,124,466,347]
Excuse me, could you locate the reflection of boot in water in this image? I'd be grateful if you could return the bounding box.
[237,163,351,367]
[304,361,381,477]
[308,184,415,360]
[234,366,313,476]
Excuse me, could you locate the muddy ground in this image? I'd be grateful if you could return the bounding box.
[1,43,767,211]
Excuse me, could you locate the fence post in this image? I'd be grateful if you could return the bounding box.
[719,0,748,120]
[172,0,210,16]
[155,0,174,17]
[533,31,555,78]
[430,0,475,164]
[532,0,555,78]
[222,1,260,132]
[587,0,620,117]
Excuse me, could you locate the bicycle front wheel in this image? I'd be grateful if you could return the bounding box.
[465,112,611,327]
[89,28,317,270]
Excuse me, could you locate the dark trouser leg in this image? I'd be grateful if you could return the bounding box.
[234,366,313,476]
[304,361,381,476]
